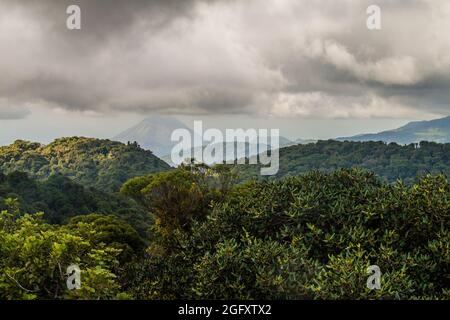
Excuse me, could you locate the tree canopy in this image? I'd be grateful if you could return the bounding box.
[0,137,170,192]
[237,140,450,184]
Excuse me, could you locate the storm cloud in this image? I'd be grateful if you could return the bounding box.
[0,0,449,119]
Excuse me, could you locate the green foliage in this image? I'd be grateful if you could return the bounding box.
[67,214,146,263]
[0,209,125,299]
[0,149,448,300]
[128,169,449,299]
[191,238,319,299]
[0,171,152,238]
[0,137,170,192]
[237,140,450,184]
[121,164,235,241]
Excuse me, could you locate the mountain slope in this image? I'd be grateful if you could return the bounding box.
[113,116,193,157]
[236,140,450,183]
[0,171,151,236]
[0,137,170,192]
[338,116,450,144]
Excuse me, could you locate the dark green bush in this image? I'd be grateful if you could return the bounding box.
[130,168,449,299]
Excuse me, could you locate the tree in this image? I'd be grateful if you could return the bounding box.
[0,206,125,299]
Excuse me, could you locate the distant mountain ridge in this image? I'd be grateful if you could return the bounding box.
[114,116,315,166]
[338,116,450,144]
[0,137,170,192]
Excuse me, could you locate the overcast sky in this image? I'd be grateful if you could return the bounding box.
[0,0,449,144]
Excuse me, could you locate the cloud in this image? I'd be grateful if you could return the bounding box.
[316,41,421,85]
[0,0,448,119]
[0,99,30,119]
[269,92,434,119]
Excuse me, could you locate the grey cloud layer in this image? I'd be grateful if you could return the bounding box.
[0,0,449,119]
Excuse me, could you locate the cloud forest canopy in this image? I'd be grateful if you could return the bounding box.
[1,166,448,299]
[0,171,151,237]
[0,137,170,192]
[237,140,450,184]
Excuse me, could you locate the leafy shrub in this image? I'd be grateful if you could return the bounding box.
[128,168,449,299]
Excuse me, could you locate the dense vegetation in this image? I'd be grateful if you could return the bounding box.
[0,137,170,192]
[238,140,450,183]
[0,171,151,237]
[1,165,448,300]
[0,209,144,299]
[0,137,448,299]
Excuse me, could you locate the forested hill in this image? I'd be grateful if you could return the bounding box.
[0,137,170,192]
[0,171,151,236]
[237,140,450,183]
